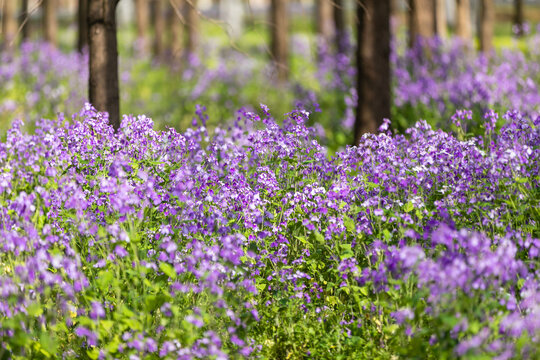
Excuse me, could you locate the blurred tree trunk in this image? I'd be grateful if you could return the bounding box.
[333,0,345,54]
[408,0,434,48]
[478,0,494,52]
[270,0,288,81]
[514,0,524,36]
[2,0,17,48]
[455,0,471,41]
[88,0,120,129]
[153,0,166,58]
[135,0,149,53]
[21,0,31,41]
[186,0,199,54]
[43,0,58,46]
[315,0,334,45]
[167,0,183,62]
[355,0,391,143]
[434,0,447,38]
[78,0,88,52]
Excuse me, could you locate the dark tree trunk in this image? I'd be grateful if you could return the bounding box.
[478,0,494,52]
[455,0,471,41]
[2,0,17,48]
[514,0,524,36]
[354,0,391,143]
[315,0,334,45]
[135,0,149,53]
[88,0,120,129]
[270,0,288,81]
[21,0,31,41]
[152,0,166,58]
[167,0,184,62]
[78,0,88,52]
[43,0,58,46]
[408,0,434,47]
[333,0,346,54]
[187,0,199,54]
[434,0,447,38]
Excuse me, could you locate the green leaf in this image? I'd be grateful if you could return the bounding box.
[39,332,58,356]
[87,348,100,360]
[343,217,356,233]
[403,202,414,213]
[314,231,325,244]
[27,303,43,317]
[159,262,176,279]
[339,244,354,259]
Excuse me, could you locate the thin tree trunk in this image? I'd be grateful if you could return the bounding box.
[153,0,166,58]
[167,0,184,62]
[355,0,391,142]
[333,0,345,54]
[43,0,58,46]
[21,0,31,41]
[2,0,18,47]
[408,0,434,47]
[135,0,149,53]
[78,0,88,52]
[478,0,494,52]
[455,0,471,41]
[186,0,199,54]
[514,0,524,36]
[270,0,289,81]
[434,0,447,38]
[315,0,334,45]
[88,0,120,129]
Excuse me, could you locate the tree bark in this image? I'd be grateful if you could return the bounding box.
[355,0,391,143]
[167,0,184,62]
[88,0,120,129]
[478,0,494,52]
[333,0,345,54]
[434,0,447,38]
[408,0,434,48]
[78,0,88,52]
[152,0,166,58]
[2,0,17,47]
[21,0,31,41]
[43,0,58,46]
[514,0,524,36]
[315,0,334,45]
[270,0,288,81]
[186,0,199,54]
[455,0,471,41]
[135,0,149,53]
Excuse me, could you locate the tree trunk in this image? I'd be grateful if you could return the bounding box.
[434,0,447,38]
[88,0,120,129]
[455,0,471,41]
[78,0,88,52]
[270,0,288,81]
[408,0,434,47]
[43,0,58,46]
[2,0,17,47]
[21,0,31,41]
[186,0,199,54]
[315,0,334,45]
[514,0,524,36]
[153,0,166,58]
[478,0,494,52]
[355,0,391,143]
[135,0,149,53]
[333,0,346,54]
[167,0,183,62]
